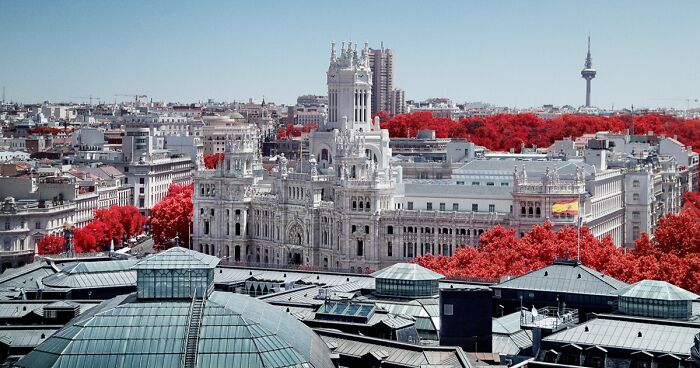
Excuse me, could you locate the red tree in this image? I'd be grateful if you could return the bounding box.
[150,183,193,249]
[203,153,225,169]
[37,235,64,255]
[381,112,700,155]
[417,210,700,293]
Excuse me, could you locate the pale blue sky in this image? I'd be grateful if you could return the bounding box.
[1,0,698,109]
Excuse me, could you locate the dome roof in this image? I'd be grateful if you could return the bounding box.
[17,291,334,368]
[617,280,698,301]
[229,111,245,120]
[371,263,444,281]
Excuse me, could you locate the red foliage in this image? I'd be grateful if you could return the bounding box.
[37,235,64,255]
[417,208,700,293]
[277,124,303,139]
[381,112,700,154]
[150,183,193,249]
[71,205,146,253]
[203,153,225,169]
[28,127,70,135]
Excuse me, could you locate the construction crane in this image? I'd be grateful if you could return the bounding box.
[69,95,100,105]
[115,94,147,103]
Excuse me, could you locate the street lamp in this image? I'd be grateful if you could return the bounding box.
[63,222,75,256]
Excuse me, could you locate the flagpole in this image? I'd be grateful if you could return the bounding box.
[577,193,582,263]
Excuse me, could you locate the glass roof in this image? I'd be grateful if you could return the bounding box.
[617,280,699,301]
[17,291,332,368]
[371,263,444,281]
[317,302,376,318]
[132,246,220,270]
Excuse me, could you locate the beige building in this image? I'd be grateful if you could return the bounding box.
[369,46,394,116]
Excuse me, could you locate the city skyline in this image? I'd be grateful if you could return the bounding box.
[1,0,699,109]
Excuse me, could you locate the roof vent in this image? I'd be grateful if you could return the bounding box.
[638,331,643,337]
[577,273,581,279]
[584,326,589,332]
[41,333,45,339]
[544,271,548,277]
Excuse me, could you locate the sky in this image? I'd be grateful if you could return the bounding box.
[1,0,699,109]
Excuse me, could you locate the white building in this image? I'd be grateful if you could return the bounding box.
[191,43,694,271]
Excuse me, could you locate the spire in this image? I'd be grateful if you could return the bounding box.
[584,34,593,69]
[331,41,336,61]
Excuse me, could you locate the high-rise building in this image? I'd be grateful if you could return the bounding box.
[390,88,406,116]
[581,36,597,107]
[369,44,394,116]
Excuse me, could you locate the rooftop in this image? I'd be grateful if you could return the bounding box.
[617,280,699,301]
[493,259,628,296]
[371,263,444,281]
[132,246,219,270]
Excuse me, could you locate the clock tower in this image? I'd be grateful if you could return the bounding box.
[326,41,373,132]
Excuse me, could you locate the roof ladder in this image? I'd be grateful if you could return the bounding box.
[183,296,205,368]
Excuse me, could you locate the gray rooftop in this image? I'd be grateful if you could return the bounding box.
[315,328,472,368]
[493,260,628,296]
[132,246,220,270]
[617,280,699,301]
[543,315,700,357]
[371,263,444,281]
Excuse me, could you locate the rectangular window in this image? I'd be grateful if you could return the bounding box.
[387,226,393,234]
[486,182,495,186]
[407,202,413,210]
[472,181,480,186]
[456,181,464,185]
[439,203,446,211]
[489,204,495,212]
[427,202,433,211]
[501,182,509,186]
[35,222,41,229]
[443,304,454,316]
[472,204,478,212]
[357,239,364,256]
[453,203,459,211]
[139,178,145,184]
[387,241,392,257]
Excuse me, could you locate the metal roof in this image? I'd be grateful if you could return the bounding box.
[371,263,445,281]
[132,246,220,270]
[0,328,59,348]
[315,328,472,368]
[617,280,699,301]
[41,269,136,289]
[63,260,138,274]
[493,330,533,356]
[493,260,628,296]
[543,315,700,357]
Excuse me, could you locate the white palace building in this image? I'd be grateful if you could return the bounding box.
[192,43,698,272]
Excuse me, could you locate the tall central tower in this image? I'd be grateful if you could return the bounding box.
[580,36,597,107]
[326,41,373,132]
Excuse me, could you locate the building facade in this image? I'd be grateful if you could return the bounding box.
[192,43,693,271]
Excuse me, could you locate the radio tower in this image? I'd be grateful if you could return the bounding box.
[580,35,597,107]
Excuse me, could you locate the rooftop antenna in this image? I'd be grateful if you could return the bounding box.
[630,105,635,136]
[1,86,5,104]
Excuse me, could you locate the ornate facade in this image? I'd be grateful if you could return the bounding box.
[192,43,689,271]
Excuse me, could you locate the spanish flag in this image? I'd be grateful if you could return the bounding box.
[552,199,579,215]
